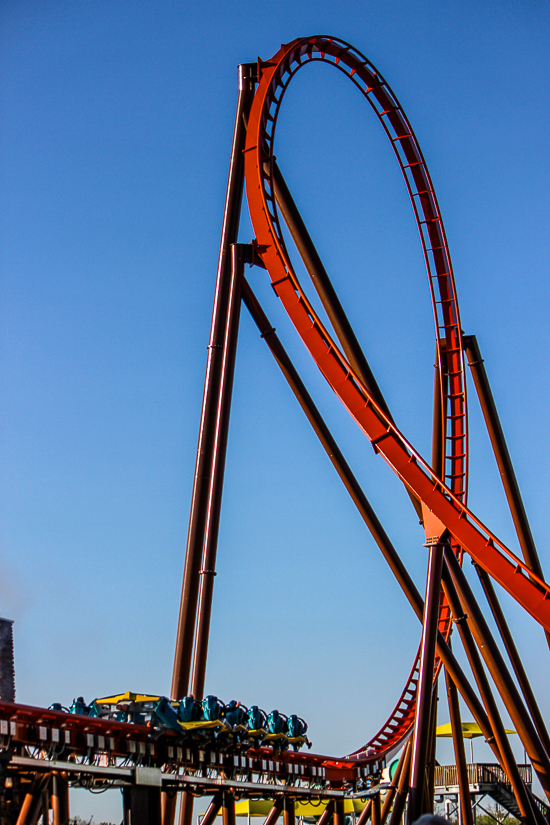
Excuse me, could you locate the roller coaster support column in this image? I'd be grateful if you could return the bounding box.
[314,800,334,825]
[446,549,550,801]
[14,774,49,825]
[408,542,444,823]
[388,741,412,825]
[201,793,224,825]
[381,740,411,825]
[241,277,496,760]
[463,335,550,651]
[445,669,473,825]
[40,778,50,825]
[475,567,550,756]
[241,276,423,653]
[441,562,535,821]
[190,243,244,699]
[161,793,177,825]
[271,163,388,417]
[380,739,411,825]
[425,683,439,815]
[370,793,381,825]
[262,797,284,825]
[271,163,423,523]
[51,772,69,825]
[355,799,371,825]
[334,798,346,825]
[123,786,161,825]
[171,62,256,702]
[222,793,236,825]
[282,796,295,825]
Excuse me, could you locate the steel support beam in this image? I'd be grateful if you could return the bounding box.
[222,792,236,825]
[441,561,535,820]
[463,334,550,651]
[51,772,69,825]
[263,797,284,825]
[241,276,495,760]
[333,799,345,825]
[123,786,162,825]
[41,782,50,825]
[171,62,256,702]
[388,742,412,825]
[172,63,255,825]
[370,793,381,825]
[445,668,473,825]
[178,788,194,825]
[381,740,411,825]
[15,785,35,825]
[272,162,388,419]
[355,800,371,825]
[446,549,550,801]
[272,162,423,523]
[408,543,444,823]
[190,243,244,699]
[201,792,224,825]
[475,565,550,757]
[282,797,295,825]
[161,792,177,825]
[15,775,49,825]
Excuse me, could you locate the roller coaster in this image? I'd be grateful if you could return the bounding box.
[48,693,311,752]
[1,34,549,825]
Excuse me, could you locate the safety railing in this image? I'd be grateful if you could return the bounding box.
[434,763,532,789]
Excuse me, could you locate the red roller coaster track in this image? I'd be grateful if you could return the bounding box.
[3,35,549,825]
[244,36,550,632]
[168,35,550,824]
[242,36,550,768]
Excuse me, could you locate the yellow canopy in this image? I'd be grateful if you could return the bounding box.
[94,691,162,705]
[436,722,515,739]
[232,800,369,817]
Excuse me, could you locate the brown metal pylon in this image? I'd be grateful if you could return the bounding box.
[408,542,445,823]
[169,63,256,825]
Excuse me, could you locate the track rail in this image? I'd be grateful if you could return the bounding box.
[243,36,550,758]
[0,700,381,787]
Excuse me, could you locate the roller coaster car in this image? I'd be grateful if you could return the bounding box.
[86,692,164,726]
[55,692,311,751]
[287,714,310,751]
[178,695,202,722]
[245,705,268,748]
[202,695,225,722]
[224,699,245,724]
[177,696,232,746]
[265,709,289,753]
[225,700,250,737]
[69,697,90,716]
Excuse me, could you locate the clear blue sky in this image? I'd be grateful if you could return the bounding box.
[1,0,549,820]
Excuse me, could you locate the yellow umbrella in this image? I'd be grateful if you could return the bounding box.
[436,722,515,763]
[436,722,515,739]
